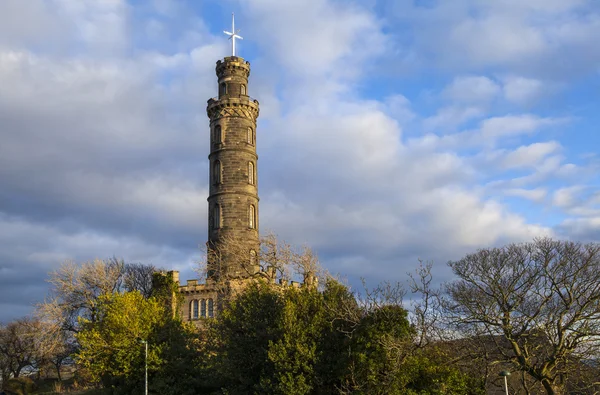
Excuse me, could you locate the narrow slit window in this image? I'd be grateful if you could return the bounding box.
[213,160,222,184]
[213,204,221,229]
[208,299,214,317]
[241,85,246,95]
[248,162,254,185]
[250,249,257,266]
[249,204,256,229]
[201,299,207,317]
[247,127,254,145]
[219,83,227,96]
[214,125,222,145]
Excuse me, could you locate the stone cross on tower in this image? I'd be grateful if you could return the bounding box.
[223,13,243,57]
[206,30,260,281]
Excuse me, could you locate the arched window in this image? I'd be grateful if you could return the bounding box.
[208,299,214,317]
[214,125,222,145]
[248,162,254,185]
[213,160,222,184]
[250,249,257,266]
[201,299,207,317]
[249,204,256,229]
[213,204,221,229]
[191,300,199,320]
[241,85,246,95]
[247,127,254,145]
[219,82,227,96]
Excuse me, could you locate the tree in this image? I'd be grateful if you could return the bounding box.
[198,233,323,293]
[75,291,164,391]
[211,279,357,395]
[444,237,600,395]
[124,262,156,299]
[211,281,285,394]
[38,259,125,333]
[37,259,158,333]
[74,271,203,395]
[0,318,44,379]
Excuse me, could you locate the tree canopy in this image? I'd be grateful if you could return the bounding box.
[445,237,600,395]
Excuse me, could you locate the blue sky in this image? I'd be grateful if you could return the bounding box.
[0,0,599,322]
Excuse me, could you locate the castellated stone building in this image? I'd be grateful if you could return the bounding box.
[169,55,261,324]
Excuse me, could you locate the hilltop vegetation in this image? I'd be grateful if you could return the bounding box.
[1,238,600,394]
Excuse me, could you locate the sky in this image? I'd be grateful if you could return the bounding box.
[1,0,599,323]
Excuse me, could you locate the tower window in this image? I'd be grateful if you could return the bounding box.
[213,160,222,184]
[250,249,257,266]
[248,162,254,185]
[249,204,256,229]
[219,82,227,96]
[208,299,214,317]
[247,127,254,145]
[214,125,222,145]
[213,204,221,229]
[241,85,246,95]
[201,299,207,317]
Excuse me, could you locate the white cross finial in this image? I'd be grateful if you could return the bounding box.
[223,13,243,57]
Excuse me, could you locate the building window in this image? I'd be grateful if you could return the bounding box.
[241,85,246,95]
[214,125,222,145]
[201,299,207,317]
[213,160,222,184]
[208,299,214,317]
[248,162,254,185]
[247,127,254,145]
[249,204,256,229]
[213,204,221,229]
[250,249,257,266]
[191,300,199,319]
[219,82,227,96]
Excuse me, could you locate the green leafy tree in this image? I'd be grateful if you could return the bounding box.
[345,305,414,394]
[212,280,357,395]
[75,291,164,392]
[264,286,327,394]
[212,281,285,394]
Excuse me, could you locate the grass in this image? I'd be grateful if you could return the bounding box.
[25,378,109,395]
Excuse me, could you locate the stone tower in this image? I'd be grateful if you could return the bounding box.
[206,56,260,281]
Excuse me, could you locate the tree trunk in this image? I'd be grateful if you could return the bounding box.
[541,379,564,395]
[55,361,62,382]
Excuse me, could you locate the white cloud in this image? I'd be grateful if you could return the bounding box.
[552,186,586,208]
[443,75,501,103]
[241,0,386,80]
[480,114,559,141]
[54,0,130,54]
[502,76,549,105]
[386,0,600,77]
[504,188,547,202]
[423,105,485,131]
[500,141,561,169]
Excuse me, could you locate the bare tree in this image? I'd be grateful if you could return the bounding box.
[0,318,47,379]
[123,262,157,298]
[444,237,600,395]
[37,258,125,333]
[198,233,326,291]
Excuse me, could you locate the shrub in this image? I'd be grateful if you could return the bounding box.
[4,377,36,395]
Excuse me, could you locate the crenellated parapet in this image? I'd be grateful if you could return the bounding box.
[206,97,259,121]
